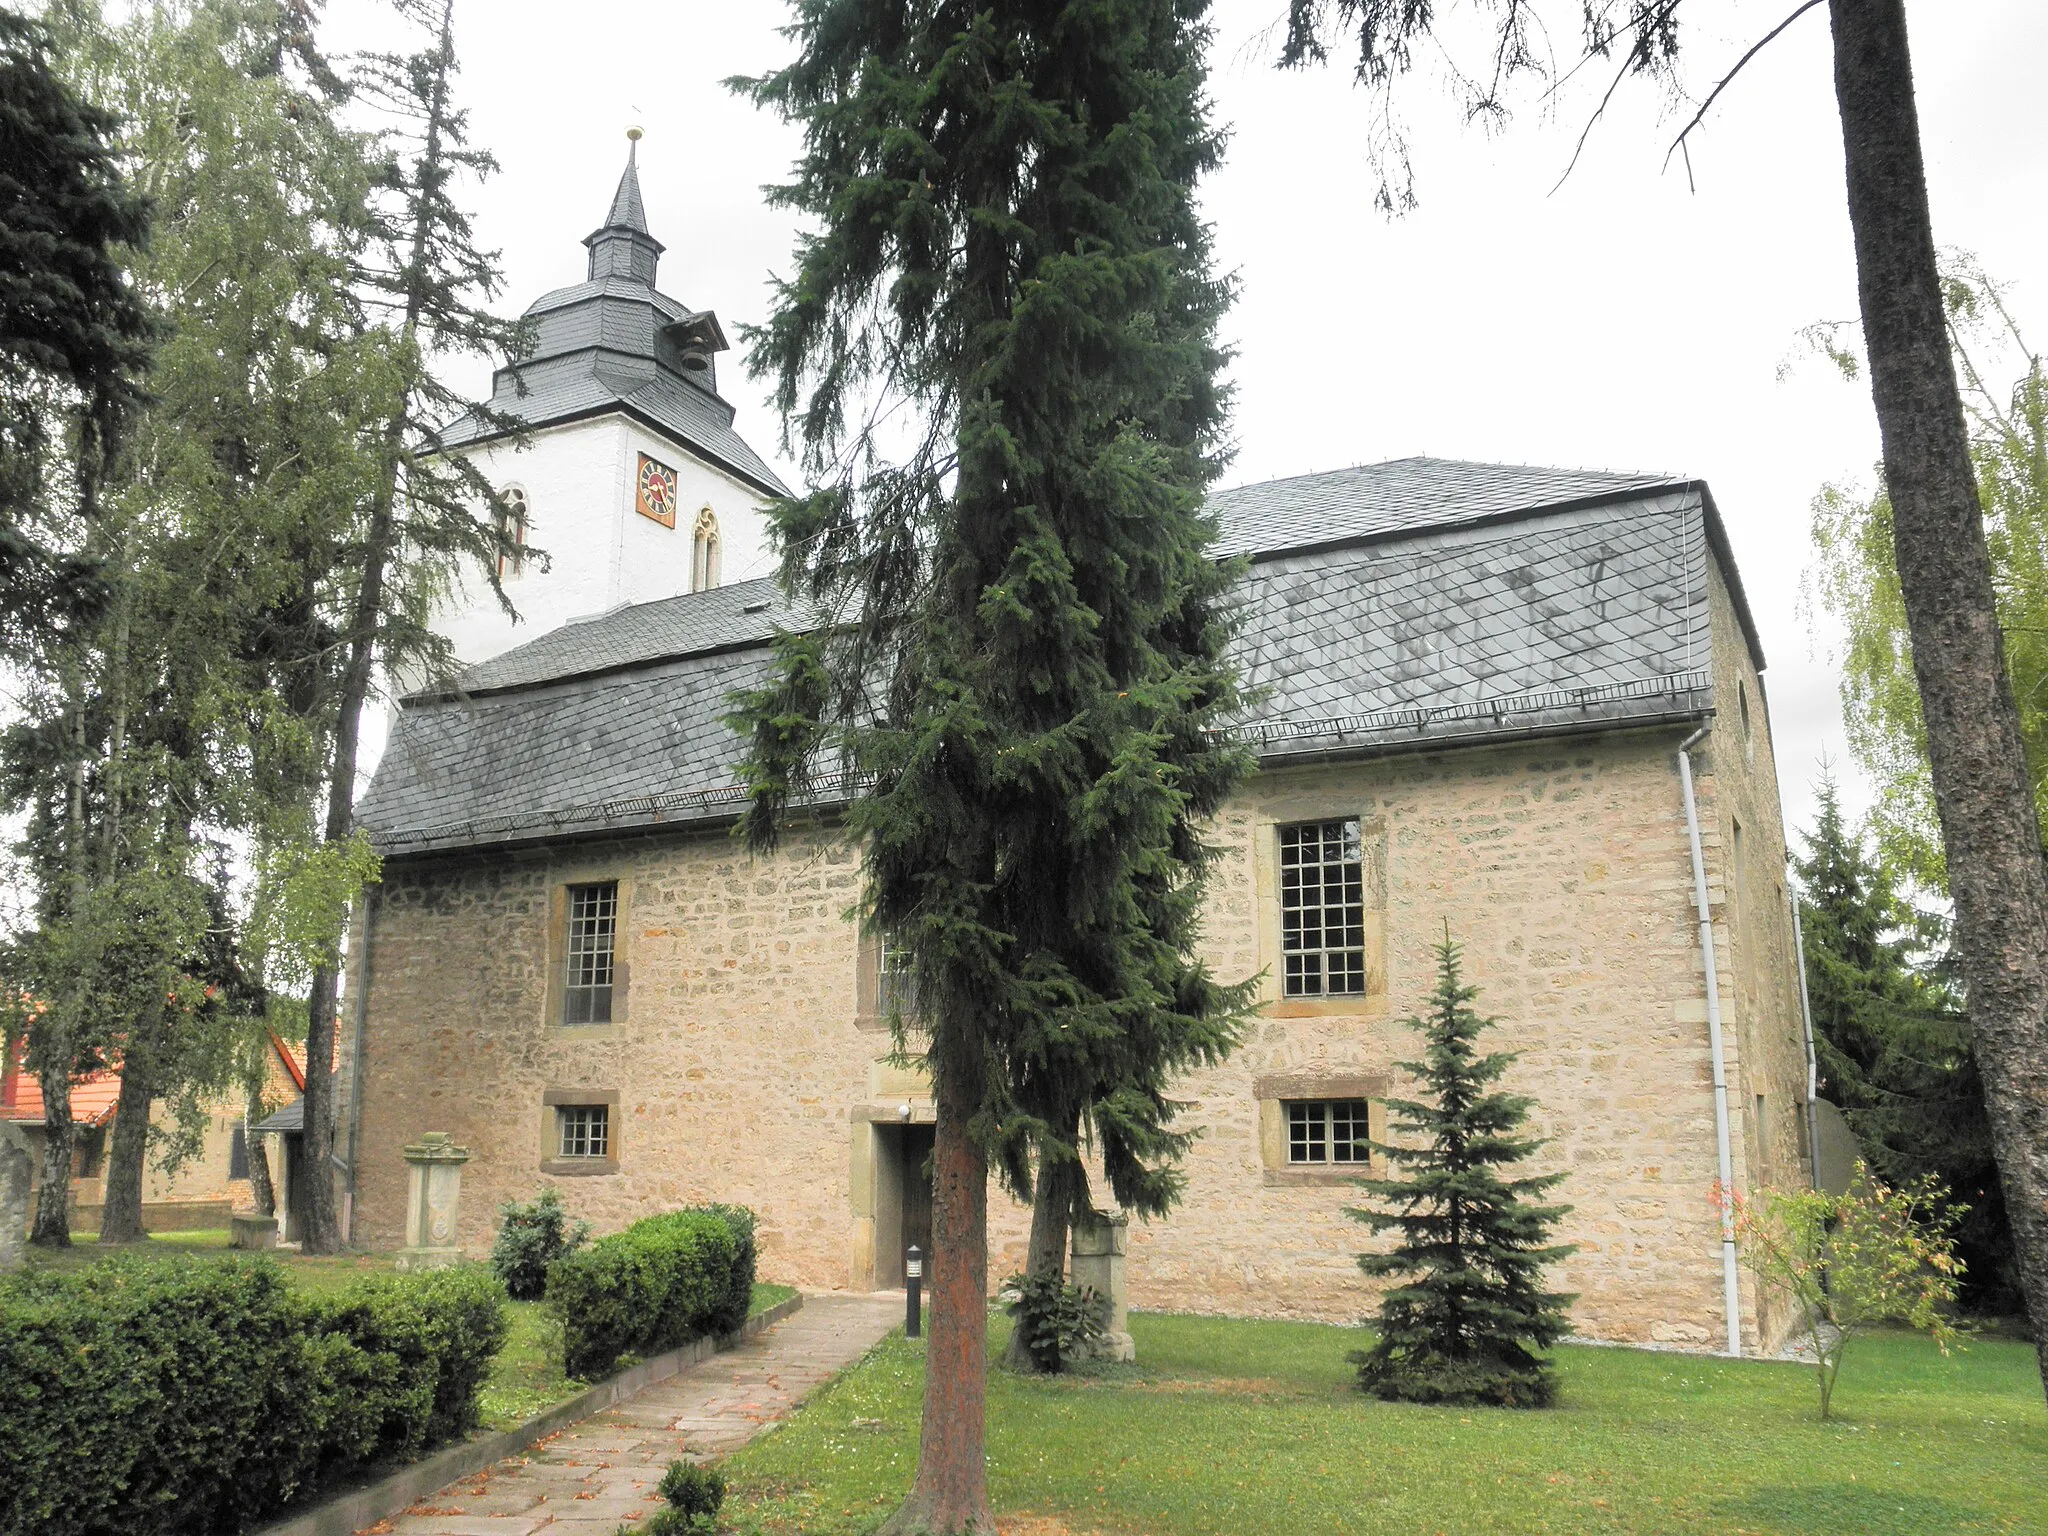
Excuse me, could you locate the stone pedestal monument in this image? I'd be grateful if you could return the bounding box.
[1071,1209,1134,1363]
[394,1132,471,1272]
[0,1120,35,1271]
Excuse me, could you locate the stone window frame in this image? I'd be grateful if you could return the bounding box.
[1252,806,1389,1019]
[540,1087,621,1176]
[1255,1072,1389,1186]
[545,872,633,1031]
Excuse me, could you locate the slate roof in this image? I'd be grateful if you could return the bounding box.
[358,458,1736,855]
[437,147,788,500]
[1209,459,1681,558]
[253,1098,304,1135]
[457,576,807,695]
[600,146,652,237]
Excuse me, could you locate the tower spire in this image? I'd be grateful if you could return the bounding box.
[584,127,663,284]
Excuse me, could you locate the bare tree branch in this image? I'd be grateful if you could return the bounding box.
[1664,0,1827,186]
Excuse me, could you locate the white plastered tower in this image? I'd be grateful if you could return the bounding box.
[433,132,788,669]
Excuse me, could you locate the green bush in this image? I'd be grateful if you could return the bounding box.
[304,1266,510,1450]
[700,1203,758,1335]
[0,1254,509,1536]
[492,1188,591,1301]
[657,1458,727,1517]
[544,1206,758,1381]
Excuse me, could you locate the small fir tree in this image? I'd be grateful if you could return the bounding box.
[1351,932,1576,1408]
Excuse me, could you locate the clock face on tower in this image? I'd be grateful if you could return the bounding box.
[636,452,678,528]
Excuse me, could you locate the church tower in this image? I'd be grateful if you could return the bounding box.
[434,132,788,668]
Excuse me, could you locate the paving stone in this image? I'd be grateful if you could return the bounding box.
[376,1294,897,1536]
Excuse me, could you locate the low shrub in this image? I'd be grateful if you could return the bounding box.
[1002,1270,1109,1373]
[492,1188,592,1300]
[619,1460,728,1535]
[544,1206,758,1381]
[658,1458,727,1517]
[0,1254,509,1536]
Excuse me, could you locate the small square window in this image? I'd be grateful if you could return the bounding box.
[1285,1099,1370,1165]
[564,882,618,1025]
[1279,819,1367,997]
[558,1104,610,1160]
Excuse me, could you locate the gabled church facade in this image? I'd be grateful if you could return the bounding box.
[338,149,1811,1355]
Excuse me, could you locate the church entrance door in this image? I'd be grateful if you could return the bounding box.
[871,1122,935,1289]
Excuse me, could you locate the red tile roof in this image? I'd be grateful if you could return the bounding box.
[0,1029,310,1128]
[0,1067,122,1128]
[270,1032,307,1092]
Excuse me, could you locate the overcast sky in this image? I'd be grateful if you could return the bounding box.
[327,0,2048,848]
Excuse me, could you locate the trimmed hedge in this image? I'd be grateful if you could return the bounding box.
[544,1205,758,1380]
[0,1256,508,1536]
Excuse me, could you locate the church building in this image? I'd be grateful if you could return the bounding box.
[338,144,1813,1355]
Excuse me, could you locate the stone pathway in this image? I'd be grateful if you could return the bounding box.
[372,1292,901,1536]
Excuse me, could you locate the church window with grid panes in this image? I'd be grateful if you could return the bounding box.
[877,937,919,1020]
[557,1104,610,1159]
[1286,1098,1370,1164]
[563,882,618,1024]
[1279,818,1367,996]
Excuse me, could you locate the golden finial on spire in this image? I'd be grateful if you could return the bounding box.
[626,125,644,143]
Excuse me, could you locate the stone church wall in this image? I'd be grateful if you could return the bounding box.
[344,639,1808,1351]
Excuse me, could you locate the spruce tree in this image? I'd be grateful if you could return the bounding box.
[1797,778,2014,1309]
[731,3,1249,1527]
[0,3,151,654]
[1351,932,1576,1408]
[0,1,149,1244]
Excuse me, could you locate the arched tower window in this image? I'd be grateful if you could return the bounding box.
[497,487,529,580]
[691,507,721,592]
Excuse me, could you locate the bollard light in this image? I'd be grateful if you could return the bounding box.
[905,1244,923,1339]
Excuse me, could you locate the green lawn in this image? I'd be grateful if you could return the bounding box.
[22,1230,799,1436]
[718,1312,2048,1536]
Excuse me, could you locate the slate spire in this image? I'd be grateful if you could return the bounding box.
[584,128,664,285]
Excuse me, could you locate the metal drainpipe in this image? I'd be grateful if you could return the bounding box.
[342,884,378,1244]
[1677,724,1743,1357]
[1788,878,1824,1192]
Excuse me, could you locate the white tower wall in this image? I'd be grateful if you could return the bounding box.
[438,415,776,670]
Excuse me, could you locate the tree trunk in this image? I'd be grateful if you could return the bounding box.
[879,1047,995,1535]
[1830,0,2048,1388]
[1000,1134,1084,1371]
[98,988,170,1244]
[298,0,459,1259]
[246,1098,276,1218]
[29,1061,73,1247]
[96,1047,155,1243]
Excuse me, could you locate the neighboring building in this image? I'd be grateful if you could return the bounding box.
[430,135,786,671]
[2,1033,305,1233]
[342,445,1814,1353]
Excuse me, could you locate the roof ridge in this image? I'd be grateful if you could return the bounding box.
[1211,456,1683,497]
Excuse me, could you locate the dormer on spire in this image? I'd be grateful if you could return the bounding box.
[584,129,664,285]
